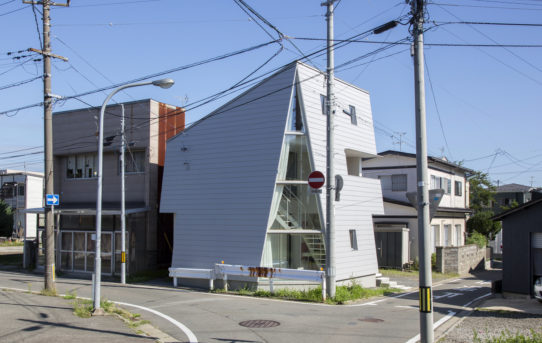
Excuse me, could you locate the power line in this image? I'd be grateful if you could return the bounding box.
[0,75,41,90]
[435,20,542,27]
[424,55,453,160]
[0,39,279,116]
[0,4,28,16]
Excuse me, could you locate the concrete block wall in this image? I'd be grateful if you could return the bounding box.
[436,244,486,275]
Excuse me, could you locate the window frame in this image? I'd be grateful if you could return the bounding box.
[454,180,463,196]
[349,229,358,250]
[391,174,407,192]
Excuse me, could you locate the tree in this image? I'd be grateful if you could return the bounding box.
[467,210,501,240]
[469,171,496,212]
[0,200,14,237]
[467,171,501,240]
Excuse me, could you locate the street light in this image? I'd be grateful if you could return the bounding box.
[93,78,174,314]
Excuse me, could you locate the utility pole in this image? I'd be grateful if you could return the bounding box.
[120,104,127,284]
[322,0,336,299]
[411,1,434,342]
[23,0,70,292]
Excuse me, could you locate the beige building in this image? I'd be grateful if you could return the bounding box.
[363,150,473,269]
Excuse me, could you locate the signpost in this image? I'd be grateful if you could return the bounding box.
[45,194,59,281]
[308,171,325,189]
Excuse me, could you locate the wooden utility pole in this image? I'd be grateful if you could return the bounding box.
[22,0,69,292]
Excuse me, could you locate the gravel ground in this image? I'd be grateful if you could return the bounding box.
[439,310,542,342]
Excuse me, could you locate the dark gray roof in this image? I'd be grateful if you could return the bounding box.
[493,197,542,220]
[496,183,533,193]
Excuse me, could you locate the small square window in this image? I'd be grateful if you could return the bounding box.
[349,230,358,250]
[391,174,407,191]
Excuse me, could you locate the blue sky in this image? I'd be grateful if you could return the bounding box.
[1,0,541,188]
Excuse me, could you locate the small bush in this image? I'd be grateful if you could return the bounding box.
[467,231,488,249]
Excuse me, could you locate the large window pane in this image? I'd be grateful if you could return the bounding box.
[74,232,85,251]
[101,233,112,253]
[262,233,324,270]
[74,253,85,271]
[61,252,72,270]
[284,135,311,181]
[61,232,72,251]
[270,184,321,231]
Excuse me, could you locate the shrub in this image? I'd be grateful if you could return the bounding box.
[0,200,14,237]
[466,231,488,249]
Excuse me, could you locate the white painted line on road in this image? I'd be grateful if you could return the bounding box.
[115,300,198,343]
[404,310,456,343]
[403,292,491,343]
[462,292,491,308]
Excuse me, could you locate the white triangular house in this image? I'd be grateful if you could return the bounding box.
[160,61,384,287]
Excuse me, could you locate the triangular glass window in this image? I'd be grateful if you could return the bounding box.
[261,82,325,270]
[286,85,305,132]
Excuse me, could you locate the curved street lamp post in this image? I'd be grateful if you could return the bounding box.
[93,78,174,314]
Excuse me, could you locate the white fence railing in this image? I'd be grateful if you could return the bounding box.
[169,264,326,300]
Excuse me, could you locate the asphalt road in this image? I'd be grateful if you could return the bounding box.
[0,270,499,343]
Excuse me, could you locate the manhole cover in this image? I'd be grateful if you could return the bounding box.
[239,320,280,328]
[359,317,384,323]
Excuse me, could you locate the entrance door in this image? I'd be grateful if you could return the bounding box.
[375,231,402,269]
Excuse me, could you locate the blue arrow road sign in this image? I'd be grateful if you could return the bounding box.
[46,194,59,206]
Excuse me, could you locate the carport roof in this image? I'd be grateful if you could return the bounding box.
[21,202,148,215]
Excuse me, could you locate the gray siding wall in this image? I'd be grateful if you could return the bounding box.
[161,65,296,268]
[297,63,383,280]
[502,202,542,294]
[52,100,155,205]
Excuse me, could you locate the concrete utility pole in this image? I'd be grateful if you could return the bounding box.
[120,104,126,284]
[322,0,336,299]
[411,0,434,342]
[23,0,70,292]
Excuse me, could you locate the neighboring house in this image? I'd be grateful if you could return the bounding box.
[362,150,473,269]
[493,198,542,297]
[26,99,184,275]
[492,183,536,214]
[160,61,384,287]
[0,169,43,239]
[490,184,541,256]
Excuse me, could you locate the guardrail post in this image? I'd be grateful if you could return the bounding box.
[209,277,214,291]
[269,278,274,294]
[224,274,228,292]
[173,276,178,288]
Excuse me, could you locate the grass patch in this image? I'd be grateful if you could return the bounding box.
[0,240,24,247]
[40,288,57,297]
[474,329,542,343]
[71,297,149,330]
[215,284,401,304]
[73,298,94,318]
[126,268,168,283]
[63,290,77,300]
[0,253,22,266]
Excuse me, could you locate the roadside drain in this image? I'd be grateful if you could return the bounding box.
[239,320,280,328]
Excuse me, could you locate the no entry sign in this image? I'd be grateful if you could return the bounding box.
[308,171,325,189]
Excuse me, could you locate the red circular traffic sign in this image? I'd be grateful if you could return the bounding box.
[308,171,325,189]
